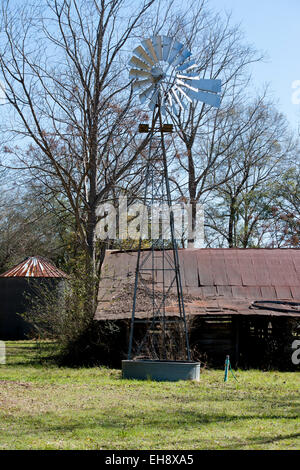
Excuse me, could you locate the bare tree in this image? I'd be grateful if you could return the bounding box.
[261,163,300,248]
[204,104,297,247]
[0,0,161,309]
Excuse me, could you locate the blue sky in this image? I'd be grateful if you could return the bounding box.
[208,0,300,130]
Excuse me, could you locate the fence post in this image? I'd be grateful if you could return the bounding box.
[0,341,6,365]
[224,355,230,382]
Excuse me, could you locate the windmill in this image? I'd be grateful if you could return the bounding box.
[123,35,221,381]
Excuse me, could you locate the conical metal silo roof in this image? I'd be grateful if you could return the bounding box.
[0,256,68,278]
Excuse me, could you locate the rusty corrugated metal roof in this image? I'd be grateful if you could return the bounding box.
[0,256,68,278]
[95,248,300,320]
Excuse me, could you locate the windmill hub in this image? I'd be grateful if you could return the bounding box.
[150,66,166,84]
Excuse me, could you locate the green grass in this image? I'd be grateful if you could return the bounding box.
[0,341,299,450]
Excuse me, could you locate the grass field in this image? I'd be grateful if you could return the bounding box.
[0,341,299,450]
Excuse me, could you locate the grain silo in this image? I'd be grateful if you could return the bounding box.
[0,256,68,340]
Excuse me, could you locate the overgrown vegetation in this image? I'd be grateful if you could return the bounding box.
[22,266,123,366]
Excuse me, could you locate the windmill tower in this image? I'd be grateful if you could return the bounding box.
[123,35,221,381]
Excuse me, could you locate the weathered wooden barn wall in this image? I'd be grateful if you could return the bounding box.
[189,315,298,369]
[104,315,298,369]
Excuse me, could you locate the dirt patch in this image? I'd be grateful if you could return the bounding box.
[0,380,32,388]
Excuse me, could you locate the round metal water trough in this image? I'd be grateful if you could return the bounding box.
[122,360,200,382]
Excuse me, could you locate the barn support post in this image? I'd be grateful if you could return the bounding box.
[234,315,240,368]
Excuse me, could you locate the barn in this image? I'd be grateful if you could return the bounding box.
[95,248,300,369]
[0,256,68,340]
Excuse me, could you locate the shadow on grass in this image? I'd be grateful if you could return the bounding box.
[228,432,300,449]
[5,342,60,367]
[2,402,299,437]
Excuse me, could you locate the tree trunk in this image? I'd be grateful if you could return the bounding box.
[228,196,237,248]
[187,147,197,248]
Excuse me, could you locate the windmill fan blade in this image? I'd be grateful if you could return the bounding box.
[133,79,152,90]
[139,84,155,104]
[167,92,179,115]
[184,88,221,108]
[185,64,198,72]
[175,85,193,103]
[172,48,192,67]
[148,90,159,110]
[176,79,198,92]
[133,46,155,66]
[142,39,158,62]
[151,35,163,61]
[171,89,185,111]
[168,41,184,65]
[129,56,151,71]
[177,70,202,78]
[181,78,221,94]
[177,60,196,71]
[162,35,173,61]
[129,69,152,79]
